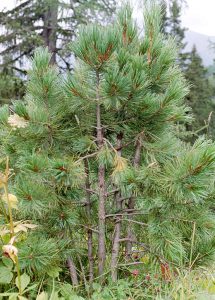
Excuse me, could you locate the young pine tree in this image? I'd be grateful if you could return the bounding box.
[0,2,215,295]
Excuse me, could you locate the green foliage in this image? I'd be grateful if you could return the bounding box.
[71,25,118,70]
[161,1,215,140]
[0,266,13,284]
[15,273,30,293]
[18,235,62,276]
[22,270,215,299]
[161,0,188,69]
[0,2,215,299]
[0,73,24,104]
[184,46,215,139]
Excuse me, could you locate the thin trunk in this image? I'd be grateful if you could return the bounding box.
[84,159,94,283]
[126,136,143,258]
[96,71,106,277]
[42,0,58,64]
[111,133,123,281]
[67,257,78,286]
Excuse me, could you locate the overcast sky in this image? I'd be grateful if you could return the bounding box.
[1,0,215,36]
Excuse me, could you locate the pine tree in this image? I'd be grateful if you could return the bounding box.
[0,74,24,105]
[162,0,188,68]
[0,0,117,73]
[0,0,117,103]
[162,1,215,139]
[185,46,215,138]
[0,2,215,296]
[0,55,24,104]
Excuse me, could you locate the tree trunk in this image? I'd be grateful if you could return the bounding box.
[84,159,94,283]
[67,257,78,286]
[126,136,143,258]
[96,71,106,277]
[111,133,123,281]
[42,0,58,64]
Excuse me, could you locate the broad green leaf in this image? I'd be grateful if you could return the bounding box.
[68,296,85,300]
[0,293,18,297]
[9,294,19,300]
[23,283,38,293]
[0,266,13,284]
[2,256,13,269]
[15,273,30,292]
[36,292,49,300]
[47,266,62,278]
[50,292,59,300]
[1,234,10,244]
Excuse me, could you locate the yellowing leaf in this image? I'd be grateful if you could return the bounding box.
[0,172,7,188]
[140,254,150,264]
[8,114,28,129]
[112,155,127,175]
[2,193,18,210]
[2,238,18,264]
[208,283,215,294]
[21,223,38,229]
[14,223,38,233]
[0,226,10,237]
[14,224,28,233]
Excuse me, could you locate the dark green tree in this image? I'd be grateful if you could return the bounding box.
[0,54,25,104]
[161,0,188,68]
[0,74,24,105]
[161,1,215,139]
[0,0,117,103]
[185,46,215,138]
[0,0,117,72]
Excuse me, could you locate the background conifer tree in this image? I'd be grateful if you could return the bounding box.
[161,0,188,69]
[161,0,215,139]
[0,0,116,72]
[184,46,215,138]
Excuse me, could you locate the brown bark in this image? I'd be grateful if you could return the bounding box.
[111,133,123,281]
[96,71,106,277]
[42,0,58,64]
[84,159,94,283]
[67,257,78,286]
[126,136,143,258]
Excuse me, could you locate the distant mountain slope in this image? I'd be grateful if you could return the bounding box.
[185,31,215,66]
